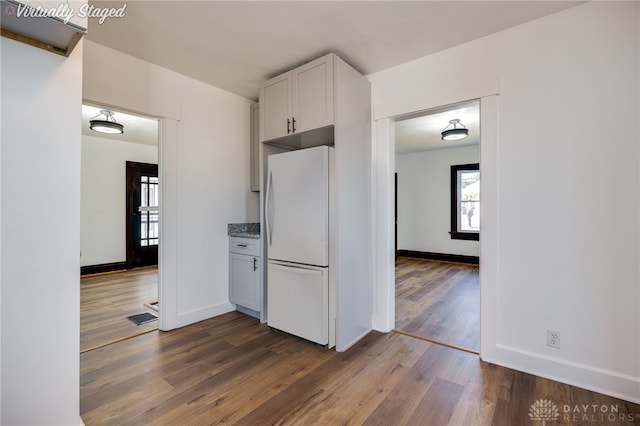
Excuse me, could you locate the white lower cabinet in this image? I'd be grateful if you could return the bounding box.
[229,237,261,312]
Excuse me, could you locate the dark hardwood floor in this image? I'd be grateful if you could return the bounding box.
[80,311,640,425]
[395,256,479,352]
[81,267,158,353]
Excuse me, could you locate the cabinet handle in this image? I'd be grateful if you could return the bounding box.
[237,244,247,247]
[287,118,291,134]
[253,257,258,271]
[292,117,296,133]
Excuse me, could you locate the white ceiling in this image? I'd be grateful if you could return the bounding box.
[86,1,583,101]
[395,100,479,155]
[82,104,159,145]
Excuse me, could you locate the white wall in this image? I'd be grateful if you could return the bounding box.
[81,135,158,267]
[370,2,640,403]
[1,36,84,425]
[83,40,259,328]
[396,145,479,256]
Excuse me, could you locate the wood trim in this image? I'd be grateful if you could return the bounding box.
[450,163,480,241]
[393,329,479,355]
[397,249,479,265]
[449,231,480,241]
[0,27,82,57]
[395,172,398,259]
[80,261,127,276]
[80,328,158,354]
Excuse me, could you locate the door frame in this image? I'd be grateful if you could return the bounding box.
[83,99,180,332]
[371,88,499,361]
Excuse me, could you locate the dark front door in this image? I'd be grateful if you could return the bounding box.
[126,161,159,269]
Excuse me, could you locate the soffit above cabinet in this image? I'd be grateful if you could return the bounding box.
[0,0,86,57]
[263,125,335,151]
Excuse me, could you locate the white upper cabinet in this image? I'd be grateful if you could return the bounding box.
[292,55,334,134]
[261,74,291,141]
[260,54,334,143]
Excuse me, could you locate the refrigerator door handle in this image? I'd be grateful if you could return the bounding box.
[265,170,273,247]
[269,261,323,276]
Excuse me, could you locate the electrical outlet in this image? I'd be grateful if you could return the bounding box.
[547,330,561,349]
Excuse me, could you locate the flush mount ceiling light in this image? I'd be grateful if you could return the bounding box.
[89,110,124,134]
[441,118,468,141]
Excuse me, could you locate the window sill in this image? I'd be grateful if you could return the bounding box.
[450,231,479,241]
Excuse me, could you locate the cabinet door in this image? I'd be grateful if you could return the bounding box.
[229,253,260,311]
[292,54,334,134]
[260,73,291,142]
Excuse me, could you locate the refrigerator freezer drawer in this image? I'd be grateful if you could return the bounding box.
[267,261,329,345]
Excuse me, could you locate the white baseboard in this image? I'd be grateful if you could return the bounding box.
[337,328,373,352]
[235,304,260,319]
[372,325,394,333]
[175,301,236,328]
[486,344,640,405]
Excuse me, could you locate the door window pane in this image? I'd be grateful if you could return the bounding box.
[140,175,159,247]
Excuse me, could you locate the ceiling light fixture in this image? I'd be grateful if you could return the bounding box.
[89,110,124,134]
[441,119,468,141]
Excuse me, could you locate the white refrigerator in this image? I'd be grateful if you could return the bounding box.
[265,145,333,347]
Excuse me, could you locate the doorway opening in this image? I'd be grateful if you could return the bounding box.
[393,100,480,353]
[80,103,160,353]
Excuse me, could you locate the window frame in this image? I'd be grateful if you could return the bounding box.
[450,163,480,241]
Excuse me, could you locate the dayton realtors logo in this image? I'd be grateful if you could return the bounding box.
[529,399,640,424]
[529,400,560,425]
[2,2,126,25]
